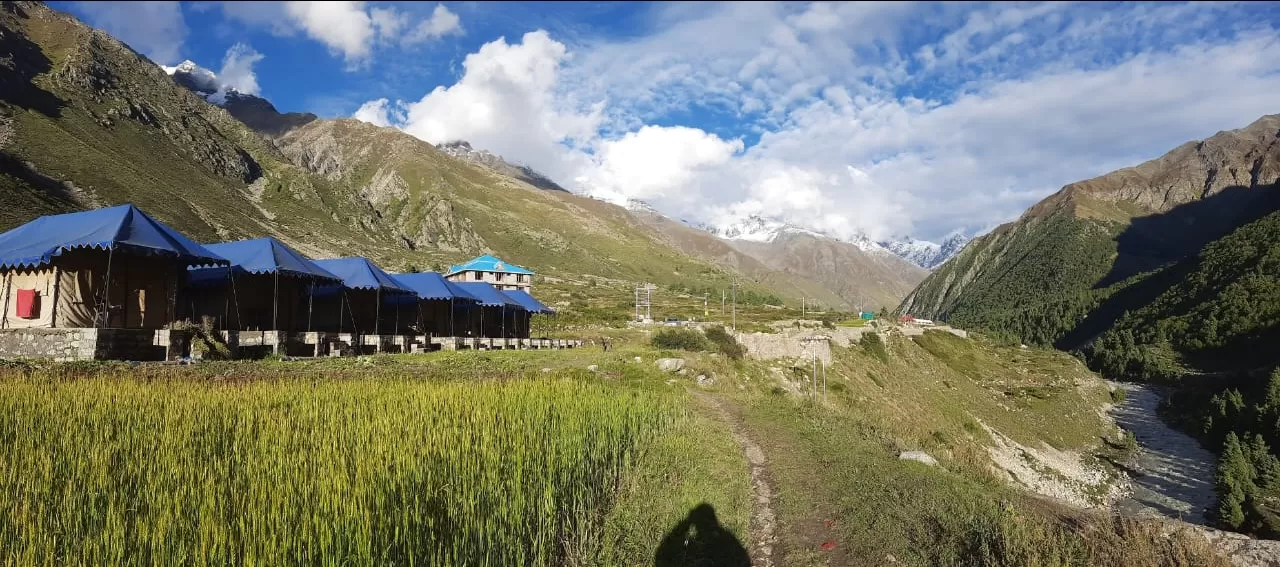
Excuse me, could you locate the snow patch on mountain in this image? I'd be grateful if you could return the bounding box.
[696,212,967,268]
[878,232,969,269]
[437,141,567,192]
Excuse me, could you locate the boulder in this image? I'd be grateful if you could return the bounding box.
[696,374,715,387]
[586,364,599,372]
[898,451,938,466]
[655,358,685,372]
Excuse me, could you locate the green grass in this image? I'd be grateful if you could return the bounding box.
[722,338,1226,567]
[0,351,754,567]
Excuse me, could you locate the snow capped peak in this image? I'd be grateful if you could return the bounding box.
[625,199,662,215]
[877,231,969,269]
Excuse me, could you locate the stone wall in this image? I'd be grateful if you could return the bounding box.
[0,328,188,361]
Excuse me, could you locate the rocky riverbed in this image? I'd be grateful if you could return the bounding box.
[1109,382,1280,567]
[1109,382,1217,524]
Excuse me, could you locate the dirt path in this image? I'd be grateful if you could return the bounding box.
[692,391,778,567]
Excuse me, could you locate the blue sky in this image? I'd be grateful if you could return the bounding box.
[57,1,1280,243]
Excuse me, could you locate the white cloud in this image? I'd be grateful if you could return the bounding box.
[404,4,463,45]
[352,98,401,127]
[74,1,188,65]
[351,2,1280,243]
[388,31,602,182]
[160,44,265,104]
[578,126,743,205]
[216,43,265,96]
[283,1,375,64]
[214,1,462,66]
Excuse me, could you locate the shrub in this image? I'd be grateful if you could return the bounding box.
[651,328,711,352]
[859,332,889,363]
[1109,388,1127,405]
[704,326,746,360]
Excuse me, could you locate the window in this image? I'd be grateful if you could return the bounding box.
[473,271,482,281]
[517,274,526,283]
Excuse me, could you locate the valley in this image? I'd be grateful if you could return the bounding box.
[2,1,1280,566]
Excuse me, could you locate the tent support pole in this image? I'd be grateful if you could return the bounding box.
[338,291,345,334]
[375,288,381,336]
[307,281,314,333]
[99,247,115,329]
[229,270,242,331]
[0,272,11,329]
[272,271,279,331]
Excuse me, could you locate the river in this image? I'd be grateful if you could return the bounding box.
[1109,382,1218,525]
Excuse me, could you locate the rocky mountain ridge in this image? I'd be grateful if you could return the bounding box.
[436,140,567,193]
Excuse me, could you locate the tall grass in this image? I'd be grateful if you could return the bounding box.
[0,370,677,566]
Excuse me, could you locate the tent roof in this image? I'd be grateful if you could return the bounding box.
[446,254,533,276]
[311,257,413,293]
[455,282,526,309]
[191,237,341,282]
[0,203,228,270]
[503,290,555,314]
[390,272,480,302]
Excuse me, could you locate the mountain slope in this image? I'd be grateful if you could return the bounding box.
[899,114,1280,348]
[0,1,756,296]
[624,207,851,308]
[436,140,566,192]
[727,232,927,311]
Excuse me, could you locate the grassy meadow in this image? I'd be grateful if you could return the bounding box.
[0,355,750,567]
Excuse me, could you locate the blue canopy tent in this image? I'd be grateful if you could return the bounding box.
[184,238,342,332]
[0,204,227,329]
[389,272,479,337]
[501,289,555,339]
[456,281,526,339]
[311,258,414,335]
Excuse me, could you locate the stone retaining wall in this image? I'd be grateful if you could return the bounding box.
[0,328,188,361]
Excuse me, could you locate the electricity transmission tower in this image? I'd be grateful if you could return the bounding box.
[634,283,653,322]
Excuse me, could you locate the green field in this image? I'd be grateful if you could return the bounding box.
[0,331,1235,566]
[0,358,749,567]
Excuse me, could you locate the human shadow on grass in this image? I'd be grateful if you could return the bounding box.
[654,502,750,567]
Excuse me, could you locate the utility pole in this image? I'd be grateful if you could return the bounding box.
[721,289,726,315]
[704,293,709,318]
[731,279,737,332]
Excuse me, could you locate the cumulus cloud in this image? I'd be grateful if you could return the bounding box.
[74,1,188,65]
[404,4,463,45]
[352,98,402,127]
[385,31,602,182]
[577,126,744,206]
[160,43,265,104]
[213,1,461,66]
[351,2,1280,243]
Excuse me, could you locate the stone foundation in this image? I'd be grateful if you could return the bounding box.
[0,328,190,361]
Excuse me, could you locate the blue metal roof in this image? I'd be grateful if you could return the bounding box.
[188,237,341,283]
[311,257,413,293]
[390,272,480,302]
[446,254,533,276]
[502,290,555,314]
[0,204,228,270]
[455,282,526,309]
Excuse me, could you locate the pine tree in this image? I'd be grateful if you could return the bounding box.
[1215,432,1254,529]
[1246,434,1280,491]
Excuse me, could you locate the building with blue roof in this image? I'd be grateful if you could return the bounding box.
[445,254,534,292]
[0,204,227,330]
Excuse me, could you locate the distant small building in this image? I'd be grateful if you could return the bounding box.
[444,255,533,292]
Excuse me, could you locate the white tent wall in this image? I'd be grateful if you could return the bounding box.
[0,268,56,329]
